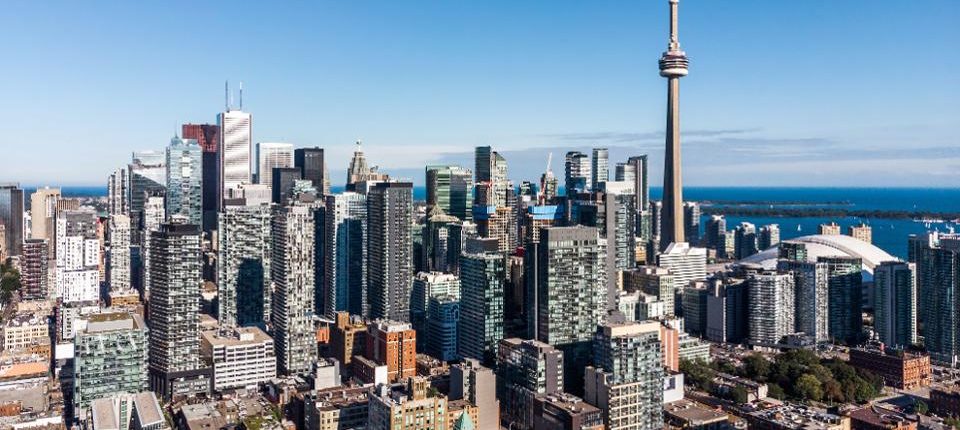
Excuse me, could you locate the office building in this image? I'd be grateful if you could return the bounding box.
[200,326,277,391]
[682,282,709,336]
[367,182,414,322]
[367,378,449,430]
[74,312,149,411]
[2,312,49,352]
[256,142,294,187]
[31,186,61,241]
[656,242,706,290]
[165,136,203,226]
[497,338,564,430]
[529,226,607,393]
[734,222,758,260]
[108,214,131,293]
[367,320,417,383]
[474,146,508,208]
[564,151,591,195]
[584,320,663,430]
[128,151,166,243]
[819,222,841,235]
[147,222,211,399]
[473,205,514,253]
[411,271,460,336]
[747,271,795,346]
[182,123,220,233]
[532,393,604,430]
[271,204,317,375]
[704,278,748,344]
[459,250,505,365]
[704,215,726,257]
[759,224,781,251]
[20,239,49,300]
[820,256,863,344]
[427,165,474,222]
[329,312,367,370]
[270,167,302,205]
[591,148,609,188]
[218,108,253,202]
[874,261,918,348]
[450,359,499,430]
[217,203,273,328]
[294,147,330,197]
[778,260,829,343]
[426,295,461,362]
[0,183,24,256]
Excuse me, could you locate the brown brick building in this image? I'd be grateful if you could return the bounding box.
[367,320,417,383]
[848,347,931,390]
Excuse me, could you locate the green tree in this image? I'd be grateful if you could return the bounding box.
[0,259,21,304]
[767,384,786,400]
[795,374,823,402]
[914,399,929,415]
[742,354,771,380]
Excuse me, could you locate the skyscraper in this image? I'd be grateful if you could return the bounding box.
[564,151,591,195]
[218,203,273,328]
[747,271,795,346]
[181,123,221,233]
[656,242,706,289]
[874,261,918,348]
[426,295,461,362]
[108,214,131,293]
[0,183,24,256]
[474,146,509,208]
[529,226,607,393]
[497,338,564,429]
[591,147,609,188]
[20,239,49,300]
[411,271,460,337]
[849,223,873,244]
[426,165,474,221]
[918,235,960,365]
[147,222,211,399]
[584,320,664,430]
[658,0,690,250]
[55,208,101,303]
[107,170,128,216]
[683,201,700,245]
[271,204,317,375]
[734,222,758,260]
[778,259,829,342]
[459,249,506,365]
[166,136,203,226]
[704,215,726,257]
[759,224,781,250]
[271,167,302,205]
[128,151,166,243]
[74,312,148,413]
[295,147,330,197]
[256,142,294,187]
[820,256,863,344]
[323,192,368,318]
[367,182,414,322]
[218,108,253,204]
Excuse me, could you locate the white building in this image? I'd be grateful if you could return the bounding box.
[656,242,706,289]
[218,109,253,201]
[747,271,795,346]
[108,214,131,293]
[3,313,49,351]
[256,142,294,187]
[200,327,277,391]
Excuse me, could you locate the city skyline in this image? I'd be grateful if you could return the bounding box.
[2,1,957,187]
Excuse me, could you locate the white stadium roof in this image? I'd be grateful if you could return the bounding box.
[739,234,899,279]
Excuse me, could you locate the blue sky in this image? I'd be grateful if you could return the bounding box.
[2,1,957,187]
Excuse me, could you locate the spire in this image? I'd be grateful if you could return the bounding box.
[669,0,680,51]
[239,81,244,111]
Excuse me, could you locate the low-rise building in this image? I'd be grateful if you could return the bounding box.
[200,326,277,391]
[847,346,931,390]
[305,386,369,430]
[748,404,851,430]
[930,385,960,418]
[713,373,769,403]
[531,392,604,430]
[665,399,731,429]
[2,313,48,352]
[367,378,449,430]
[843,405,915,430]
[87,391,166,430]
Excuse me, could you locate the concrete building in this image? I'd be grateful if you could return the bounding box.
[108,214,132,293]
[734,222,758,260]
[848,223,873,244]
[874,261,918,348]
[450,359,499,430]
[747,404,850,430]
[819,222,841,236]
[367,320,417,383]
[367,378,449,430]
[30,186,60,241]
[2,313,49,352]
[329,312,367,370]
[147,223,211,399]
[55,208,101,303]
[367,182,414,322]
[532,393,604,430]
[411,271,460,337]
[165,136,203,226]
[624,266,676,317]
[217,203,273,328]
[657,242,706,290]
[778,259,829,343]
[564,151,591,195]
[584,320,663,430]
[271,204,317,376]
[74,312,149,412]
[256,142,294,187]
[759,224,781,251]
[459,250,505,365]
[20,239,49,300]
[87,391,164,430]
[821,256,863,344]
[200,326,277,391]
[305,386,369,430]
[747,271,795,347]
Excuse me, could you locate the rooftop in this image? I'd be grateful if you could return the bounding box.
[201,326,273,346]
[741,234,898,278]
[665,399,729,425]
[750,404,848,430]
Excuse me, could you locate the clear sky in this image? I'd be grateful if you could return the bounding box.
[2,1,957,187]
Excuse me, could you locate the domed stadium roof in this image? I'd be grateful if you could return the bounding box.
[739,234,899,280]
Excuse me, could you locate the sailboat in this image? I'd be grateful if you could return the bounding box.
[797,224,802,232]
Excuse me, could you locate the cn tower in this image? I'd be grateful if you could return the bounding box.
[659,0,689,251]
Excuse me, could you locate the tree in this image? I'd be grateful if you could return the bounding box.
[795,374,823,402]
[0,259,21,304]
[742,354,771,380]
[767,384,786,400]
[914,399,929,415]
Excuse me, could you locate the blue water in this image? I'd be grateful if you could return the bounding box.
[47,185,958,259]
